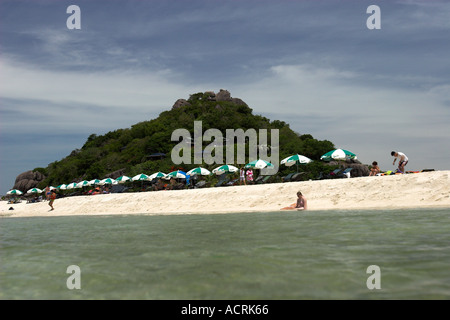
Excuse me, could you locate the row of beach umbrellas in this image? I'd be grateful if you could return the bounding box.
[6,149,356,195]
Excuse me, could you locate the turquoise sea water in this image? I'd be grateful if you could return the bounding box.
[1,208,450,300]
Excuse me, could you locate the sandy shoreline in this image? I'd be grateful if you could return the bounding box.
[1,170,450,218]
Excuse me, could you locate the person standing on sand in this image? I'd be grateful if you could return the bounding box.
[246,168,254,184]
[281,191,308,211]
[49,189,57,211]
[391,151,408,173]
[45,186,50,201]
[240,167,246,185]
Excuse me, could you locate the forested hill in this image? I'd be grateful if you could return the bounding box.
[14,90,335,191]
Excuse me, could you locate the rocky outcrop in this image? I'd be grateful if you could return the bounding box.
[341,160,370,177]
[105,168,126,179]
[172,99,191,109]
[215,89,232,101]
[173,90,247,109]
[13,170,46,192]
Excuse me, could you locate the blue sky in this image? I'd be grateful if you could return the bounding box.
[1,0,450,194]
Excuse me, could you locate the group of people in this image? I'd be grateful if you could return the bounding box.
[41,151,410,213]
[369,151,409,176]
[282,151,409,212]
[239,167,254,185]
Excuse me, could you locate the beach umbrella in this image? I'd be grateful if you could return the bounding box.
[132,173,149,181]
[99,178,117,185]
[320,149,357,161]
[281,154,312,172]
[115,175,131,183]
[26,188,43,194]
[148,172,167,180]
[57,184,67,190]
[76,180,89,188]
[66,182,77,190]
[212,165,239,175]
[48,186,57,190]
[245,159,274,169]
[165,170,187,179]
[88,179,100,186]
[186,167,211,176]
[7,189,23,195]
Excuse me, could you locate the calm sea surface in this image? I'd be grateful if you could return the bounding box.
[1,208,450,300]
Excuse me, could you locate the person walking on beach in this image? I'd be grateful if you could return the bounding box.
[281,191,308,211]
[48,189,57,211]
[391,151,408,173]
[240,167,246,185]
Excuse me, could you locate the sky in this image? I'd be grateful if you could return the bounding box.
[1,0,450,194]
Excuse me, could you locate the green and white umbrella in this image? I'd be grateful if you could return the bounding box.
[57,184,67,190]
[281,154,312,172]
[76,180,89,188]
[244,159,274,169]
[7,189,23,195]
[320,149,357,161]
[148,172,167,180]
[26,188,43,194]
[99,178,116,185]
[115,175,131,183]
[66,182,78,190]
[186,167,211,176]
[132,173,149,181]
[164,170,186,179]
[88,179,100,186]
[212,165,239,175]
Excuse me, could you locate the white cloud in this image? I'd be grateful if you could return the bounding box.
[230,63,450,170]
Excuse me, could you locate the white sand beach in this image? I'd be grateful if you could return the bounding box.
[1,170,449,218]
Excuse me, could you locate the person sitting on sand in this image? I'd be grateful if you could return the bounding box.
[281,191,308,211]
[369,161,380,176]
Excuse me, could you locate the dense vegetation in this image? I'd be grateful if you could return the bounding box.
[34,92,336,188]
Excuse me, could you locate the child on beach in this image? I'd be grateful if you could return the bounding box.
[246,168,254,184]
[281,191,307,211]
[49,189,56,211]
[240,167,246,185]
[369,161,380,176]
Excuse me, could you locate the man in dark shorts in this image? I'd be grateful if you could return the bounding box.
[391,151,409,173]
